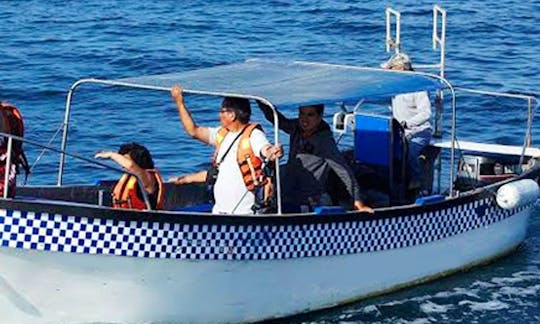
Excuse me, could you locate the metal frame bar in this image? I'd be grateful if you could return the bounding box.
[454,86,538,168]
[428,5,446,143]
[58,78,283,214]
[3,137,12,199]
[386,7,401,53]
[432,5,447,78]
[383,6,448,140]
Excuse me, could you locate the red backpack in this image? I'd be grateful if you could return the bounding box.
[0,102,30,180]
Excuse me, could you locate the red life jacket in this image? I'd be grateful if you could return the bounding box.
[215,124,268,191]
[0,163,16,198]
[112,170,164,210]
[0,102,30,197]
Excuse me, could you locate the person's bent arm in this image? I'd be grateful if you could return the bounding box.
[95,151,156,194]
[315,135,373,213]
[405,91,431,128]
[326,157,373,213]
[257,101,296,134]
[169,170,208,184]
[171,85,211,144]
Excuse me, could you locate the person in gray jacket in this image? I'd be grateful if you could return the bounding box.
[381,52,432,188]
[259,102,373,213]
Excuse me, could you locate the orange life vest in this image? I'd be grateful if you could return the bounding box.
[0,102,30,188]
[112,169,164,210]
[215,124,268,191]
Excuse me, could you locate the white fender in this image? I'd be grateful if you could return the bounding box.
[496,179,540,209]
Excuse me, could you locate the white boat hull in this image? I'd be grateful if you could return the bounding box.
[0,198,533,323]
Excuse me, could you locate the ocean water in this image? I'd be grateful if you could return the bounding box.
[1,0,539,322]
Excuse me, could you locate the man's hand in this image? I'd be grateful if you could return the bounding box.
[94,151,112,159]
[171,85,184,103]
[263,144,283,161]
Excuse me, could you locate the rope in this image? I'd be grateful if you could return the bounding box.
[28,123,63,174]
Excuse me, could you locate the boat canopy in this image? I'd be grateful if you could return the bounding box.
[115,59,448,109]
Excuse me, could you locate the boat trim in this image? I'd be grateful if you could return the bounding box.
[432,140,540,157]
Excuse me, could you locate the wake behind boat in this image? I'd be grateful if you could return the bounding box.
[0,5,539,323]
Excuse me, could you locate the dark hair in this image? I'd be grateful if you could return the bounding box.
[299,103,324,116]
[222,97,251,124]
[118,142,154,169]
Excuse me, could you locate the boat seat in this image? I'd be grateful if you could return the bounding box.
[353,113,408,204]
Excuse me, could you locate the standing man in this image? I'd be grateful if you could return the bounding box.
[382,52,432,188]
[170,85,282,215]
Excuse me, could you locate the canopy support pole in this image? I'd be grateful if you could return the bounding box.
[57,79,283,214]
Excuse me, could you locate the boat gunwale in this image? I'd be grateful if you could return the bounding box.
[3,163,539,226]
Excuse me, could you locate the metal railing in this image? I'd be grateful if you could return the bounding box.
[385,8,401,54]
[385,5,447,138]
[57,78,283,214]
[453,87,539,168]
[0,132,153,210]
[432,4,447,79]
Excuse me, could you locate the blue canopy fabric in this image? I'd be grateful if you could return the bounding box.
[116,59,447,109]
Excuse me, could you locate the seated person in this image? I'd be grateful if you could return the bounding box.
[381,52,432,189]
[259,102,373,213]
[95,142,164,210]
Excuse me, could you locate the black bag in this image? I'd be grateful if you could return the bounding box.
[205,165,219,187]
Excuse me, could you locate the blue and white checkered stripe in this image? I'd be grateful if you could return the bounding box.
[0,197,529,260]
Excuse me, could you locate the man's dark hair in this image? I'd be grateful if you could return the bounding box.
[300,103,324,116]
[222,97,251,124]
[118,142,154,169]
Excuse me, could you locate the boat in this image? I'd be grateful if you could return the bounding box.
[1,5,539,323]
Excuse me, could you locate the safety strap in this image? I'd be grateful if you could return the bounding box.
[215,126,248,168]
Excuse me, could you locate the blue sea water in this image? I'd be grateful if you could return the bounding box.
[0,0,539,322]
